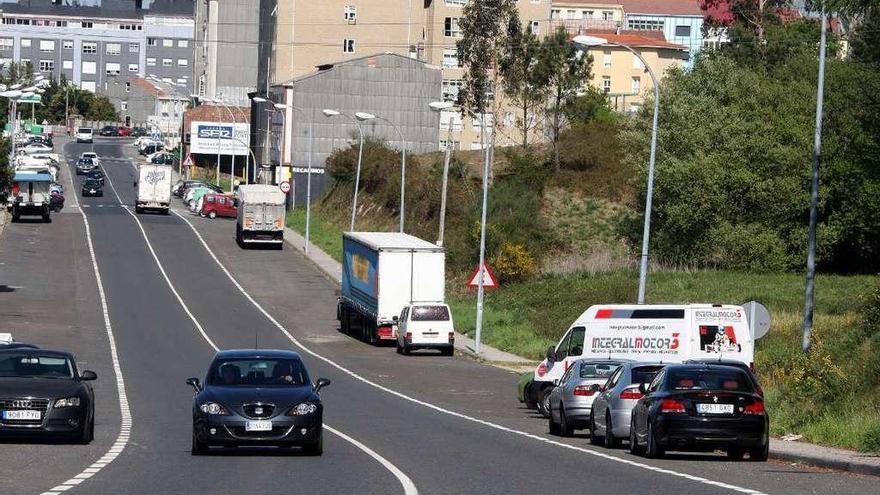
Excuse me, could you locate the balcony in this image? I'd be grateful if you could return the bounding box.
[549,19,622,36]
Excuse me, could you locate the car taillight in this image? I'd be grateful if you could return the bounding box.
[619,387,643,400]
[405,332,412,342]
[448,331,454,343]
[743,400,765,415]
[573,385,596,396]
[660,399,686,413]
[536,361,547,377]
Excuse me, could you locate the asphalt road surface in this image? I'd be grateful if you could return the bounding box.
[1,137,878,495]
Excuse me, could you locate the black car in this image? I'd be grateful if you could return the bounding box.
[86,169,105,186]
[99,125,118,137]
[0,348,96,443]
[75,158,96,175]
[683,359,763,396]
[130,127,148,137]
[629,364,768,461]
[187,349,330,455]
[81,178,103,197]
[140,143,164,156]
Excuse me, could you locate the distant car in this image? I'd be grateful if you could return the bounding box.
[50,190,65,211]
[140,143,164,156]
[80,152,100,167]
[86,169,105,185]
[629,364,769,461]
[589,362,666,448]
[50,182,64,194]
[547,359,627,437]
[151,153,176,166]
[81,178,103,197]
[184,183,223,205]
[20,143,53,153]
[116,126,132,137]
[130,127,147,137]
[200,193,237,219]
[0,347,96,443]
[99,125,118,137]
[75,127,93,143]
[27,136,53,148]
[187,349,331,455]
[75,158,97,175]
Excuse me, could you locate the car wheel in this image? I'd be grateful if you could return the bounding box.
[402,344,411,356]
[727,447,745,460]
[629,418,644,455]
[604,414,619,449]
[646,422,664,459]
[191,429,208,455]
[538,388,553,419]
[396,339,403,354]
[559,405,574,437]
[548,404,561,436]
[302,429,323,456]
[209,210,217,219]
[750,441,769,462]
[589,410,603,445]
[199,211,206,217]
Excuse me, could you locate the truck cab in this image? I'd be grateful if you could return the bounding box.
[395,303,455,356]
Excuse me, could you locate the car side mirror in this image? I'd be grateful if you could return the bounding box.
[80,370,97,381]
[638,383,648,395]
[186,377,202,393]
[315,378,331,392]
[545,345,556,363]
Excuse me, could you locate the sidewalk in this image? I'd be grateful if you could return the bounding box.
[282,227,536,366]
[770,438,880,477]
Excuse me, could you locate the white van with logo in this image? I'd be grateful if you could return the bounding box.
[527,304,755,416]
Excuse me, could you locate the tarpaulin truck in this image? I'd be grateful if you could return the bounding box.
[135,164,172,214]
[8,171,52,222]
[234,184,286,248]
[338,232,445,346]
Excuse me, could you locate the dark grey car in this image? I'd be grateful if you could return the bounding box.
[589,362,666,448]
[547,359,627,437]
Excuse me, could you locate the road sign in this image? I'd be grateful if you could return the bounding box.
[182,154,194,168]
[279,181,291,194]
[467,262,499,289]
[742,301,771,340]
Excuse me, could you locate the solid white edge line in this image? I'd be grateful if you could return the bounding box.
[41,144,132,495]
[103,161,418,495]
[171,210,770,495]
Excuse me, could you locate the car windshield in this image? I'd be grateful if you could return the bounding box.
[579,362,622,379]
[411,305,450,321]
[79,159,93,165]
[0,353,74,379]
[668,368,754,393]
[208,358,310,387]
[631,365,665,385]
[84,179,101,187]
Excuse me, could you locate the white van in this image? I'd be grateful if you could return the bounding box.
[76,127,93,144]
[527,304,755,415]
[395,303,455,356]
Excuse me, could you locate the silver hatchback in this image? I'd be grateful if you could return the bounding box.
[589,362,666,448]
[548,359,627,437]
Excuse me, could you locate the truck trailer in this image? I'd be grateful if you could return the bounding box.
[135,164,172,214]
[235,184,286,248]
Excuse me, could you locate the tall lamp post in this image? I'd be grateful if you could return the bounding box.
[323,109,365,231]
[574,35,660,305]
[352,112,407,233]
[428,101,456,246]
[210,98,239,192]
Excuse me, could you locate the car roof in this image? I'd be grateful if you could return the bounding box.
[572,358,633,364]
[0,347,74,359]
[0,342,40,350]
[214,349,303,360]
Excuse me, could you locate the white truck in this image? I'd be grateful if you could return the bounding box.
[9,171,52,222]
[337,232,448,349]
[135,164,172,214]
[526,304,758,417]
[234,184,286,248]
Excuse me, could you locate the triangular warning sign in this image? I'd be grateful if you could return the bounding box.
[182,153,195,167]
[467,262,499,289]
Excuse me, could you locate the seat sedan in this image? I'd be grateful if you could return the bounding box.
[589,362,665,448]
[187,349,330,455]
[0,348,96,443]
[547,358,626,437]
[629,364,768,461]
[81,178,103,197]
[86,169,105,186]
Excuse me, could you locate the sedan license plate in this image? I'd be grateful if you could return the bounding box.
[3,410,41,420]
[696,403,734,415]
[245,420,272,432]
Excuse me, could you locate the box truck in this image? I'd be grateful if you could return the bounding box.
[9,171,52,222]
[135,164,172,214]
[234,184,286,248]
[338,232,446,346]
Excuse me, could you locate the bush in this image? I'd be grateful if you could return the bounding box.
[490,242,536,282]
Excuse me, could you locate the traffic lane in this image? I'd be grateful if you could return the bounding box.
[74,164,405,494]
[0,179,119,492]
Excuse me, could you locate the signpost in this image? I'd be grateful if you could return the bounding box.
[279,181,291,194]
[467,262,499,289]
[742,301,771,340]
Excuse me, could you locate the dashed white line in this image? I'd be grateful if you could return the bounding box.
[172,210,769,495]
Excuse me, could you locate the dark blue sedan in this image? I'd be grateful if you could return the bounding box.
[187,349,330,455]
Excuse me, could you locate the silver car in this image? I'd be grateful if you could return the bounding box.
[589,362,666,448]
[548,359,627,437]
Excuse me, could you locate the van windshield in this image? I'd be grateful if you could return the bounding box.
[411,306,450,321]
[79,128,92,134]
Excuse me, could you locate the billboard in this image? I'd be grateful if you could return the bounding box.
[189,121,250,156]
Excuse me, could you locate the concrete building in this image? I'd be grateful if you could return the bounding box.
[105,76,188,144]
[0,0,195,95]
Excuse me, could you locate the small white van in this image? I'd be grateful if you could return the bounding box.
[527,304,756,416]
[395,303,455,356]
[76,127,93,144]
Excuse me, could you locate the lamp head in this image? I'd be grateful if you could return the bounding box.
[322,109,340,117]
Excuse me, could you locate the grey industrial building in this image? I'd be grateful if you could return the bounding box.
[0,0,194,95]
[253,53,442,205]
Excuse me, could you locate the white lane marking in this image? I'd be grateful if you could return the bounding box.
[102,164,417,495]
[41,144,133,495]
[173,210,768,495]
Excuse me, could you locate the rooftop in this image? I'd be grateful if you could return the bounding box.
[582,29,689,50]
[557,0,704,16]
[0,0,193,20]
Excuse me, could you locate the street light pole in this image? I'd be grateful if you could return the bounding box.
[354,112,407,233]
[473,104,492,355]
[323,109,365,231]
[429,101,456,246]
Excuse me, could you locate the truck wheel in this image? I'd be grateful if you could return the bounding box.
[42,212,51,223]
[368,322,379,346]
[208,210,217,219]
[163,208,170,216]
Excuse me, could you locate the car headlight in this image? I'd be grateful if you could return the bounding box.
[199,402,230,415]
[287,402,318,416]
[55,397,81,408]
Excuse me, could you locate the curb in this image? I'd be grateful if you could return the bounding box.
[770,446,880,477]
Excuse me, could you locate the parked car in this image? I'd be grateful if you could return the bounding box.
[81,178,103,197]
[75,158,97,175]
[589,362,666,448]
[547,359,626,437]
[629,364,769,461]
[131,127,148,138]
[186,349,330,455]
[140,143,164,156]
[75,127,93,143]
[117,126,132,137]
[50,190,65,212]
[199,193,237,219]
[99,125,118,137]
[395,303,455,356]
[151,153,177,166]
[86,169,105,186]
[20,142,53,153]
[183,183,223,204]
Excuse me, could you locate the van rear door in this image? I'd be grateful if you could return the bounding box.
[406,305,453,345]
[689,307,754,365]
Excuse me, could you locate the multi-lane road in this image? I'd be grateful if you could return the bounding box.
[1,138,878,494]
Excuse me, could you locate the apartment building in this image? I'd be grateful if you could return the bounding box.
[0,0,194,94]
[261,0,552,152]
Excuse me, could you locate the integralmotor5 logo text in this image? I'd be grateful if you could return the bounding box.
[197,125,234,139]
[591,333,680,352]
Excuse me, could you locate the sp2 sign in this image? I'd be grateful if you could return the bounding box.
[197,125,234,140]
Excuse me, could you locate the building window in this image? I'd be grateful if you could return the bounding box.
[177,78,188,85]
[39,60,54,72]
[178,40,189,48]
[81,21,93,29]
[82,61,97,74]
[121,101,128,111]
[344,5,357,22]
[441,79,462,103]
[628,19,665,31]
[20,58,31,65]
[0,38,13,51]
[343,39,355,53]
[21,39,32,48]
[147,37,157,46]
[105,62,121,75]
[163,39,173,47]
[177,59,188,67]
[106,43,121,55]
[162,58,172,67]
[39,40,55,52]
[603,49,612,68]
[81,81,96,92]
[440,110,462,131]
[147,57,157,66]
[550,9,560,19]
[82,42,97,54]
[125,82,131,92]
[602,76,611,93]
[602,11,614,21]
[472,113,494,130]
[444,17,461,38]
[675,25,691,37]
[129,43,139,53]
[439,140,460,151]
[631,76,641,94]
[129,63,139,72]
[442,48,459,68]
[63,60,73,70]
[63,40,74,50]
[530,21,540,35]
[583,10,594,19]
